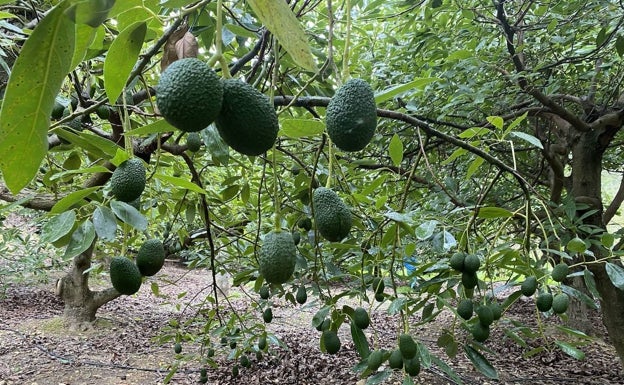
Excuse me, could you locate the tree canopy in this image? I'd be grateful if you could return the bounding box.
[1,0,624,382]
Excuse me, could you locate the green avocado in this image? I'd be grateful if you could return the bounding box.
[109,256,142,295]
[325,78,377,152]
[312,187,352,242]
[536,292,553,312]
[156,58,223,132]
[353,307,370,329]
[186,132,202,152]
[136,239,166,276]
[215,79,279,156]
[110,158,146,202]
[521,276,538,297]
[457,299,473,320]
[259,231,297,284]
[322,330,341,354]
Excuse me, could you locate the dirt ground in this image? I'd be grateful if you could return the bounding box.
[0,259,623,385]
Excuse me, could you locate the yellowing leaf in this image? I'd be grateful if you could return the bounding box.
[247,0,317,72]
[104,21,147,103]
[0,1,75,193]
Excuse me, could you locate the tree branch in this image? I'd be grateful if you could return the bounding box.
[92,287,121,309]
[495,1,589,132]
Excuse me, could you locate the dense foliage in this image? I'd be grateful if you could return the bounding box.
[1,0,624,383]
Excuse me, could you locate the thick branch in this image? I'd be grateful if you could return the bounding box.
[0,183,58,211]
[92,287,121,309]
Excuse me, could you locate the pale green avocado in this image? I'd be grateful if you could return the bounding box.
[259,231,296,284]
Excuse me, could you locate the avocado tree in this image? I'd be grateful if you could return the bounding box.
[1,0,623,382]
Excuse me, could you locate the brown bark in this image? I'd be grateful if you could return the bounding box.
[571,130,624,365]
[56,243,121,329]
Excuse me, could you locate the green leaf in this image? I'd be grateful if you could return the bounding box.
[458,127,491,139]
[374,78,441,103]
[125,119,175,136]
[247,0,317,72]
[387,297,407,315]
[72,23,97,69]
[63,220,96,259]
[92,205,117,241]
[0,1,75,193]
[510,131,543,149]
[430,355,464,384]
[560,284,598,309]
[441,148,467,165]
[280,119,325,138]
[486,116,504,130]
[50,186,100,214]
[40,210,77,243]
[155,174,208,195]
[583,268,601,300]
[476,207,514,218]
[389,133,403,166]
[202,125,229,166]
[366,370,392,384]
[566,237,587,253]
[104,21,146,103]
[555,341,585,360]
[350,322,370,358]
[466,156,484,179]
[605,262,624,290]
[617,35,624,57]
[65,0,115,28]
[464,345,498,379]
[110,200,147,231]
[504,111,528,133]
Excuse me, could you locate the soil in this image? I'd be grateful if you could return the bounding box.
[0,213,623,385]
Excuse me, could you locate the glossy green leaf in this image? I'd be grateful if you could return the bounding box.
[110,200,147,231]
[125,119,175,136]
[464,345,498,379]
[605,262,624,290]
[155,174,208,195]
[583,268,601,300]
[430,355,463,384]
[374,78,441,103]
[65,0,116,28]
[40,210,77,243]
[555,341,585,360]
[0,1,75,193]
[477,207,514,218]
[466,156,484,179]
[71,22,97,70]
[247,0,317,72]
[566,237,587,253]
[50,186,100,214]
[64,220,96,259]
[486,116,504,130]
[415,220,437,240]
[350,322,370,358]
[389,133,403,166]
[92,205,117,241]
[280,119,325,138]
[104,21,146,103]
[560,284,599,309]
[510,131,544,149]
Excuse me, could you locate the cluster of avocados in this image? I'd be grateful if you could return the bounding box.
[109,238,165,295]
[522,262,570,314]
[156,58,278,156]
[449,252,481,294]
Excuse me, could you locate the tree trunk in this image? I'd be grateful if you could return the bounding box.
[571,130,624,365]
[56,244,121,330]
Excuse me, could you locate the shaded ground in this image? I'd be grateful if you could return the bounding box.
[0,261,623,385]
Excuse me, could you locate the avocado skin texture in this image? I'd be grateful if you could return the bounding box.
[110,158,146,202]
[186,132,202,152]
[353,307,370,329]
[156,58,223,132]
[215,79,279,156]
[313,187,352,242]
[326,78,377,152]
[259,231,297,284]
[136,239,166,276]
[110,256,142,295]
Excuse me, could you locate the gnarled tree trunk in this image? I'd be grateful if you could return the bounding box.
[55,243,120,329]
